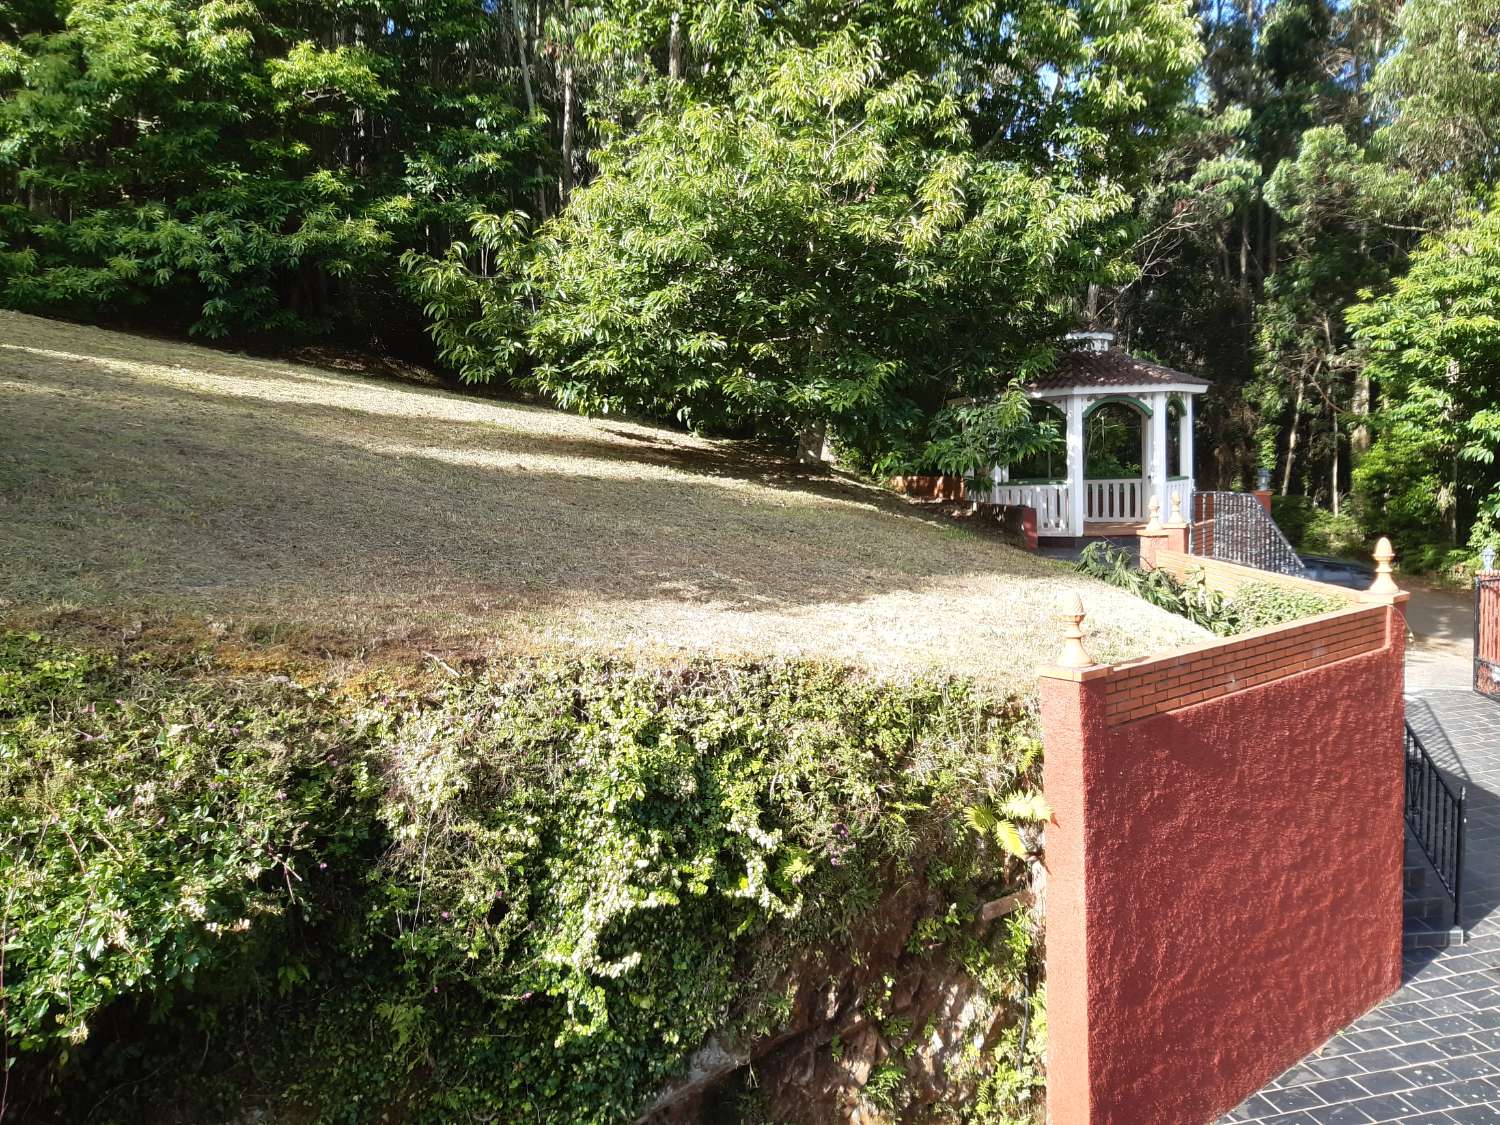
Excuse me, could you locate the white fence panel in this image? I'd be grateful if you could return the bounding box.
[991,483,1070,534]
[1084,478,1143,523]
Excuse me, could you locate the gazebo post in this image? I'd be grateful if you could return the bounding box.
[1066,395,1086,538]
[1150,391,1170,522]
[1178,394,1194,489]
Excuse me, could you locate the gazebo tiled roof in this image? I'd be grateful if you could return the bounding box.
[1027,349,1210,392]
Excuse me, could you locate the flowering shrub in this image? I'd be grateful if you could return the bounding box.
[1,634,1043,1123]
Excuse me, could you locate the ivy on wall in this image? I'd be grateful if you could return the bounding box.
[1,633,1045,1123]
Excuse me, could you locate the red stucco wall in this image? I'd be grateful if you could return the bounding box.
[1042,602,1406,1124]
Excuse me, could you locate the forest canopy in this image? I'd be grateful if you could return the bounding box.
[2,0,1499,562]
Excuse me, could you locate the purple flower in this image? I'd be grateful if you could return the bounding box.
[441,911,452,920]
[318,862,328,870]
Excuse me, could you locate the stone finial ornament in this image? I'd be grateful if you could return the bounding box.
[1143,496,1163,534]
[1169,492,1185,526]
[1056,591,1094,668]
[1368,537,1400,595]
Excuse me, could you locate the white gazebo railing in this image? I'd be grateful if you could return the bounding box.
[991,481,1070,534]
[1084,478,1144,523]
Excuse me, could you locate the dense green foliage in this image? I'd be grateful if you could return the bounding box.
[1074,542,1346,635]
[0,632,1044,1123]
[1,0,1198,466]
[1229,579,1349,632]
[1111,0,1500,567]
[0,0,544,342]
[408,0,1201,467]
[1347,209,1500,567]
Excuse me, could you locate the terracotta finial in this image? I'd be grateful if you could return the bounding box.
[1143,495,1163,534]
[1056,591,1094,668]
[1368,537,1401,595]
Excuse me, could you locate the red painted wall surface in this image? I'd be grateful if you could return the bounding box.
[1042,603,1406,1124]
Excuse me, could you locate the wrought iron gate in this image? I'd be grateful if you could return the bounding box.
[1478,574,1500,700]
[1405,722,1465,929]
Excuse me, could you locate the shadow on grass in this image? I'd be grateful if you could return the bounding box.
[5,345,1062,633]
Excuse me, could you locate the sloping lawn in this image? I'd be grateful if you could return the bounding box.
[1,310,1206,686]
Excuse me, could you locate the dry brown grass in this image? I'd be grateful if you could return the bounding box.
[1,310,1207,688]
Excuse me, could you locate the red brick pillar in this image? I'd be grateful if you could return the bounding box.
[1252,488,1272,514]
[1040,660,1110,1125]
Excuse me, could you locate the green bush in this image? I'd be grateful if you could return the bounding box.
[1301,509,1366,558]
[1075,544,1349,636]
[1,633,1044,1123]
[1270,495,1314,548]
[1075,542,1239,635]
[0,633,381,1063]
[1229,582,1348,632]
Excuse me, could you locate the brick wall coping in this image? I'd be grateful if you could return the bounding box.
[1043,598,1403,725]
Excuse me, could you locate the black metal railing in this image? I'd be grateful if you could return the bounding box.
[1189,491,1309,578]
[1477,575,1500,700]
[1405,721,1465,929]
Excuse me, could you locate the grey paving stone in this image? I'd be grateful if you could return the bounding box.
[1304,1077,1369,1105]
[1392,1021,1445,1043]
[1344,1093,1416,1121]
[1442,1076,1500,1106]
[1430,1035,1487,1059]
[1443,1053,1500,1079]
[1344,1028,1401,1051]
[1238,1094,1283,1119]
[1306,1102,1375,1124]
[1309,1054,1371,1080]
[1353,1069,1416,1096]
[1353,1047,1424,1071]
[1397,1041,1456,1065]
[1427,1016,1483,1036]
[1400,1084,1466,1112]
[1263,1085,1330,1113]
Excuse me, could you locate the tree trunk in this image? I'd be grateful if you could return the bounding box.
[560,62,575,202]
[797,421,830,466]
[1351,369,1372,455]
[1281,373,1304,495]
[669,12,683,80]
[1330,406,1340,517]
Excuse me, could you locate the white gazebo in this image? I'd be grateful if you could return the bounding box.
[988,332,1209,540]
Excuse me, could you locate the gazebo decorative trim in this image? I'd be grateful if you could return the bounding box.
[1082,394,1154,419]
[987,333,1209,539]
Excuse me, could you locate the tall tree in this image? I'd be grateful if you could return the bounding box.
[413,0,1201,468]
[1348,208,1500,559]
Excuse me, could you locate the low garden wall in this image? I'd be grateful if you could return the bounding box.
[1040,556,1408,1123]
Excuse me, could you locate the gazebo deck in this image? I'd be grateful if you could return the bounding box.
[1083,521,1147,537]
